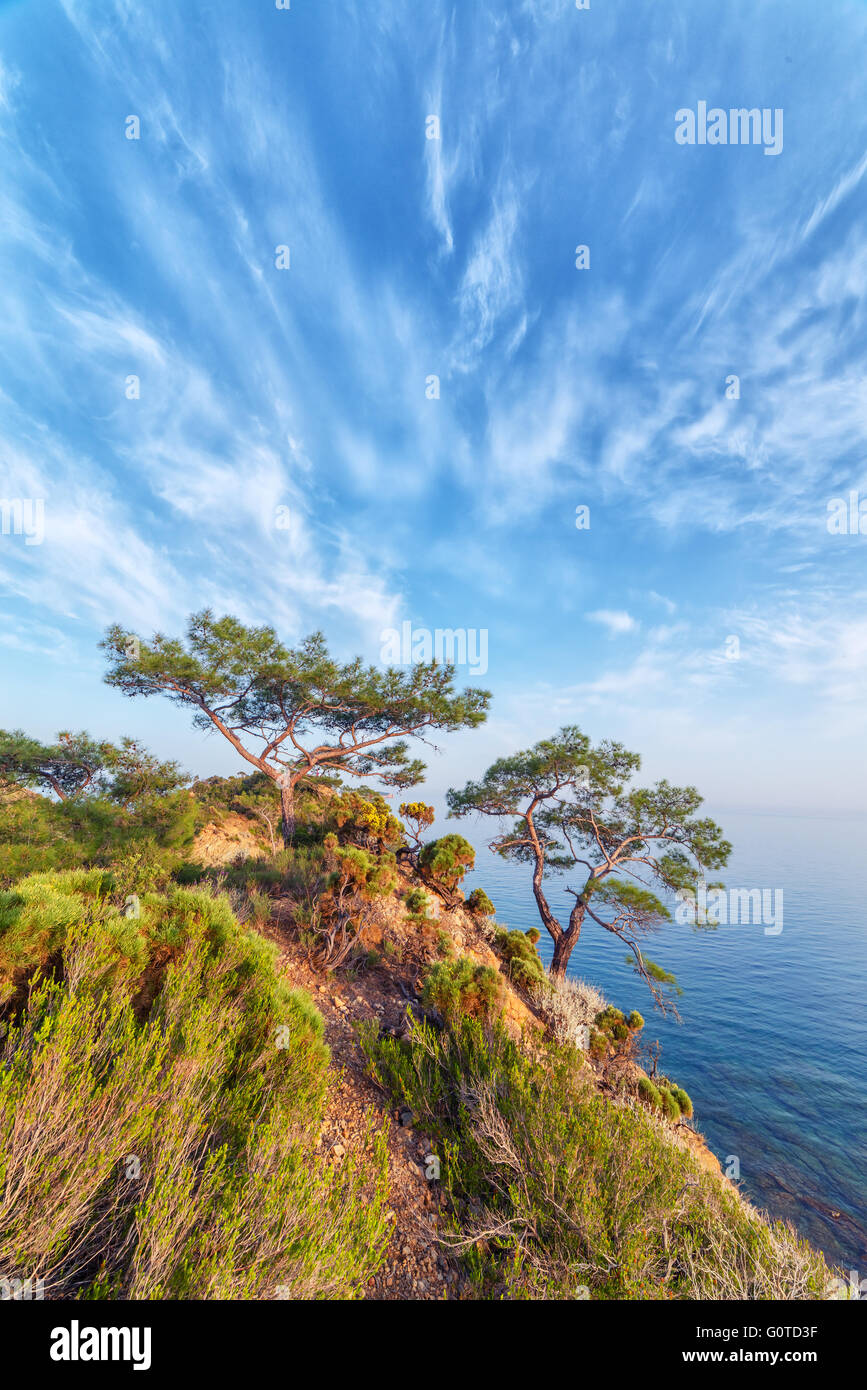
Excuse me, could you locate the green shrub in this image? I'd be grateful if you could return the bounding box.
[466,888,495,917]
[671,1085,694,1118]
[0,880,391,1299]
[0,870,112,1004]
[174,861,205,885]
[493,928,546,991]
[404,887,434,923]
[0,870,312,1029]
[421,955,503,1023]
[658,1086,680,1121]
[526,926,541,944]
[596,1006,625,1030]
[627,1010,645,1031]
[637,1076,661,1108]
[0,785,199,886]
[418,835,475,894]
[327,846,397,901]
[359,1016,831,1301]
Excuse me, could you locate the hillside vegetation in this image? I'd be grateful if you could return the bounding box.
[0,771,837,1300]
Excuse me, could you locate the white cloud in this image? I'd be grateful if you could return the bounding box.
[586,609,638,636]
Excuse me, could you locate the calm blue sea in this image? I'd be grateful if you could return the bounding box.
[459,810,867,1274]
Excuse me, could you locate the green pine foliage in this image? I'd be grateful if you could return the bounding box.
[493,928,547,991]
[421,956,503,1023]
[466,887,495,917]
[418,835,475,894]
[403,887,434,924]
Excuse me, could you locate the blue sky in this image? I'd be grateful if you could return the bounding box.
[1,0,866,815]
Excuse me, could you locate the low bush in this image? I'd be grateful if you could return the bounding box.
[0,877,391,1299]
[404,887,434,924]
[325,841,397,902]
[493,928,546,992]
[333,790,404,851]
[421,955,503,1023]
[359,1015,832,1300]
[418,835,475,896]
[466,888,495,917]
[596,1006,625,1029]
[638,1076,661,1107]
[659,1086,681,1122]
[636,1074,693,1122]
[671,1084,694,1118]
[0,787,199,885]
[531,975,605,1044]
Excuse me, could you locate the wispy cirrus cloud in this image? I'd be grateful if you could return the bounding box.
[587,609,638,637]
[1,0,866,810]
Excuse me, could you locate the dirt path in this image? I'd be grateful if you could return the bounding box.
[273,921,465,1301]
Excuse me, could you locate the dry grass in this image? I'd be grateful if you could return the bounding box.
[530,974,606,1047]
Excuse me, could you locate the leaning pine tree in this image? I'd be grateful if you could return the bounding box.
[0,729,110,801]
[0,728,187,806]
[102,611,491,844]
[447,726,730,1007]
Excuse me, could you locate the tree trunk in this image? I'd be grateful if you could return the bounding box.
[549,901,585,978]
[549,934,574,978]
[279,780,295,846]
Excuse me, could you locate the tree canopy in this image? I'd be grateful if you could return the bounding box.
[447,725,730,1003]
[102,610,491,842]
[0,729,106,801]
[0,728,188,807]
[102,738,190,809]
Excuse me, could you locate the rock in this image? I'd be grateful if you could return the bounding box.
[397,1106,414,1128]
